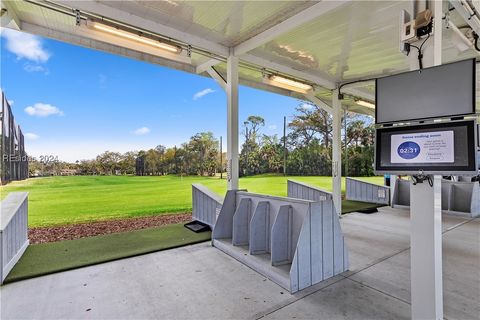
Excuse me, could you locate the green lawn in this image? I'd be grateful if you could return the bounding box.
[0,174,384,227]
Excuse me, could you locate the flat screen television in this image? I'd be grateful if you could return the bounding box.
[375,120,478,175]
[375,59,476,124]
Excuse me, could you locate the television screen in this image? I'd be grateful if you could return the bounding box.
[375,59,475,124]
[375,120,478,175]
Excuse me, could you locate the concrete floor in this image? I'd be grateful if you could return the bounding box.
[1,207,479,320]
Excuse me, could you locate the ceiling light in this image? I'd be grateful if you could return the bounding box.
[356,99,375,109]
[263,74,312,94]
[90,22,181,54]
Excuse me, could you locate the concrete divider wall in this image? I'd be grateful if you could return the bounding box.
[392,179,479,218]
[443,180,479,217]
[287,180,332,202]
[212,191,348,293]
[191,184,223,228]
[392,179,411,207]
[1,192,29,284]
[345,177,390,205]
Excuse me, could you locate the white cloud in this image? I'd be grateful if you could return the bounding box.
[193,88,215,100]
[24,133,39,140]
[268,125,277,130]
[7,100,14,105]
[23,63,48,74]
[24,103,64,117]
[133,127,150,135]
[301,103,314,110]
[1,28,50,63]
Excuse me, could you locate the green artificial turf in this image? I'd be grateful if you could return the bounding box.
[0,174,385,227]
[3,223,211,284]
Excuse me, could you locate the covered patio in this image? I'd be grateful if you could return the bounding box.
[5,0,477,214]
[1,1,479,319]
[2,206,479,319]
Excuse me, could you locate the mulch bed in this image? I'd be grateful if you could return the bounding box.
[28,213,192,244]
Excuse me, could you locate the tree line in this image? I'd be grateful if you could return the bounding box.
[239,102,375,177]
[29,101,375,177]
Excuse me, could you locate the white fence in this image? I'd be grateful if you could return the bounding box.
[191,184,223,228]
[345,177,390,205]
[1,192,29,284]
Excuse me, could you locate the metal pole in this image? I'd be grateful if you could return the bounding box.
[343,108,348,178]
[220,136,223,179]
[332,89,342,216]
[283,116,287,176]
[226,54,239,190]
[174,145,177,174]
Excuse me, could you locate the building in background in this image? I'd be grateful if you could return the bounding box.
[1,91,28,185]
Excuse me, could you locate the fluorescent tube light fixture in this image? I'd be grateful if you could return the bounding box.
[90,22,181,54]
[263,74,312,94]
[356,99,375,109]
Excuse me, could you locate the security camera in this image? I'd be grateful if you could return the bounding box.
[401,9,432,43]
[415,9,433,37]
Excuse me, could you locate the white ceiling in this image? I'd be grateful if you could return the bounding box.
[2,0,479,115]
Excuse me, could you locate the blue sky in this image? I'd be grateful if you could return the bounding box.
[1,28,302,162]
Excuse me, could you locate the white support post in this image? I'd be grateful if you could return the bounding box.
[410,175,443,319]
[410,3,443,319]
[332,89,342,216]
[226,54,239,190]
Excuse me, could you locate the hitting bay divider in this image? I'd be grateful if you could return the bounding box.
[1,192,29,285]
[212,190,348,293]
[191,184,224,228]
[287,180,332,201]
[392,179,410,208]
[345,177,390,205]
[392,179,479,218]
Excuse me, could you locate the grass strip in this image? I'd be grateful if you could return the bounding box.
[4,223,210,284]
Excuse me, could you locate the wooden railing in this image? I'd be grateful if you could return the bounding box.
[1,192,29,284]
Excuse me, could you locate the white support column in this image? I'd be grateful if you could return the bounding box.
[410,175,443,319]
[410,3,443,319]
[332,89,342,216]
[226,54,239,190]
